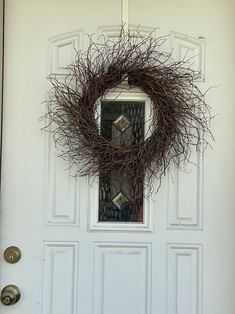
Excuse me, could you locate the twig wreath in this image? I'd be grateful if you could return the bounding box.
[45,28,212,194]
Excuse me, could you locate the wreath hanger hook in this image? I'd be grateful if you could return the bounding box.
[121,0,129,35]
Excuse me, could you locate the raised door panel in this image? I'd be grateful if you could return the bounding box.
[93,243,151,314]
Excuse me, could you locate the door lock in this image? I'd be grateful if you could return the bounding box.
[4,246,21,264]
[1,285,21,306]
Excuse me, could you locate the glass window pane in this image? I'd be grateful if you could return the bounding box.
[98,101,145,223]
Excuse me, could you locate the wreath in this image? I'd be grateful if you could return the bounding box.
[46,29,212,194]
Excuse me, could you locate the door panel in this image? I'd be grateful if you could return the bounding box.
[0,1,235,314]
[93,243,151,314]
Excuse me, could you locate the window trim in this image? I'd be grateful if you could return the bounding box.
[89,90,153,232]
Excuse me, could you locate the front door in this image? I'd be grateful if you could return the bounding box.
[1,1,235,314]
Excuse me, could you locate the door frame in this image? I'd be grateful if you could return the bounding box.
[0,0,4,184]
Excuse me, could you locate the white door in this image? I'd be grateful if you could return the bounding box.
[1,1,235,314]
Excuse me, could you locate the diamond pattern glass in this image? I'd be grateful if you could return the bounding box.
[112,192,129,209]
[98,101,145,222]
[114,114,131,132]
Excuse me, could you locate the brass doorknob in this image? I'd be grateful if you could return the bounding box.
[1,285,21,306]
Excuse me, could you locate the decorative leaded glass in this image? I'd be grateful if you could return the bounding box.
[114,115,131,132]
[98,101,145,222]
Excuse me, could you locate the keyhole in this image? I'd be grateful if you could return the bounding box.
[9,255,14,261]
[4,296,11,304]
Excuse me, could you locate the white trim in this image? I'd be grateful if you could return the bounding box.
[98,24,157,41]
[48,29,83,77]
[0,0,4,182]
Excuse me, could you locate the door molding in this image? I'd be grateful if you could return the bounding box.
[0,0,4,183]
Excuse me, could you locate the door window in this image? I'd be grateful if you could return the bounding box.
[99,101,145,222]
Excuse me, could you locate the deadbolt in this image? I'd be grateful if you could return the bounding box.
[1,285,21,306]
[4,246,21,264]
